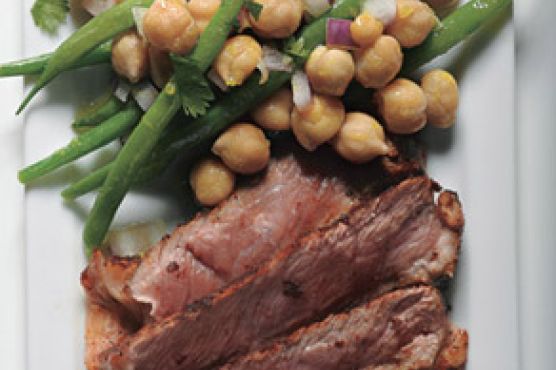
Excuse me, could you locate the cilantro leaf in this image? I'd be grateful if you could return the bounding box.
[245,0,263,20]
[171,55,215,118]
[285,37,310,60]
[31,0,69,34]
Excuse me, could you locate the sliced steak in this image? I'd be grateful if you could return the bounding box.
[99,176,463,369]
[83,138,424,323]
[222,286,467,370]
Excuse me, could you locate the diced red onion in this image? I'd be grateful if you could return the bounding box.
[326,18,357,50]
[207,68,229,92]
[81,0,117,16]
[303,0,331,17]
[132,7,149,38]
[362,0,397,25]
[106,220,167,257]
[291,70,312,110]
[114,79,131,102]
[132,81,159,111]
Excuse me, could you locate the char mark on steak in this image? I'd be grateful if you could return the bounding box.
[82,138,425,325]
[221,286,467,370]
[98,176,464,370]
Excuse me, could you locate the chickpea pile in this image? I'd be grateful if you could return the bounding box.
[110,0,302,87]
[106,0,459,207]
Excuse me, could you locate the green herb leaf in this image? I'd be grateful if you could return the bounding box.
[245,0,263,20]
[284,37,310,60]
[171,55,215,118]
[31,0,69,34]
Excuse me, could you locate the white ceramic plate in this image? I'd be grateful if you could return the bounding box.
[0,1,524,369]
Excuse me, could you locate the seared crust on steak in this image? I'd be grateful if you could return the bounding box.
[82,253,143,327]
[434,324,469,370]
[437,191,465,232]
[99,177,463,370]
[85,303,131,370]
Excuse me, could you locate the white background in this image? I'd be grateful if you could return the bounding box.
[0,0,554,369]
[515,0,556,368]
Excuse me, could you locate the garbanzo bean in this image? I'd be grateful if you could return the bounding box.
[212,123,271,174]
[143,0,200,55]
[332,112,390,163]
[188,0,221,33]
[354,35,403,89]
[148,46,173,89]
[249,0,304,39]
[421,69,459,128]
[375,78,427,134]
[350,12,384,48]
[291,94,345,151]
[213,35,262,87]
[251,88,293,131]
[111,30,149,83]
[190,157,235,207]
[305,46,355,97]
[386,0,437,48]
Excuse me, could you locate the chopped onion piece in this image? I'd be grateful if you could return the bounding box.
[326,18,357,50]
[114,79,131,102]
[105,220,167,257]
[257,46,294,84]
[132,81,159,111]
[132,7,149,38]
[291,70,312,110]
[303,0,331,17]
[257,60,270,85]
[82,0,117,16]
[262,46,294,72]
[362,0,397,25]
[207,68,229,92]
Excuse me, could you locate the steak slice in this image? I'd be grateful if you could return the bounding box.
[221,286,467,370]
[83,138,423,323]
[99,176,463,369]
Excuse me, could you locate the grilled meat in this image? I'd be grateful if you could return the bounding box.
[98,176,463,369]
[222,286,467,370]
[83,139,424,324]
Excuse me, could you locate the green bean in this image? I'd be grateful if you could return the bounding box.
[18,101,142,184]
[0,41,112,78]
[401,0,512,74]
[17,0,154,114]
[73,94,124,129]
[190,0,246,71]
[83,0,247,254]
[62,112,188,200]
[62,164,113,200]
[83,84,179,253]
